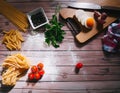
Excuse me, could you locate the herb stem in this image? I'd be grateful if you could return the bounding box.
[44,5,65,48]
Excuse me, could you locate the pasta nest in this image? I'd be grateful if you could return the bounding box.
[2,53,30,86]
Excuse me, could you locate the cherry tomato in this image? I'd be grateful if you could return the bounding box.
[28,73,34,80]
[31,66,38,73]
[38,69,45,76]
[37,63,44,70]
[34,72,41,80]
[76,62,83,69]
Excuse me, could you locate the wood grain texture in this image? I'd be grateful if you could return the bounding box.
[0,0,120,93]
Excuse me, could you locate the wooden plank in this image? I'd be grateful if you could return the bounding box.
[1,74,120,82]
[78,0,120,6]
[0,64,120,76]
[7,0,74,2]
[0,51,120,66]
[1,63,120,81]
[1,88,120,93]
[0,2,70,12]
[0,32,104,51]
[0,81,120,90]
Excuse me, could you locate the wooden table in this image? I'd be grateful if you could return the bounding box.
[0,0,120,93]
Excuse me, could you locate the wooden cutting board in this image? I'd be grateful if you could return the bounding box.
[60,8,117,43]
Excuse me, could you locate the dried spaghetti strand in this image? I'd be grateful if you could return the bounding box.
[0,0,29,32]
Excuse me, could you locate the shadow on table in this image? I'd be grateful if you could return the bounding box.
[103,50,120,57]
[0,81,14,93]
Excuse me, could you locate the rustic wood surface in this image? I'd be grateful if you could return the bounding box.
[0,0,120,93]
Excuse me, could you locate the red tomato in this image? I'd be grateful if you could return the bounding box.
[28,73,34,80]
[31,66,38,73]
[34,72,41,80]
[38,69,45,76]
[76,62,83,69]
[37,63,44,70]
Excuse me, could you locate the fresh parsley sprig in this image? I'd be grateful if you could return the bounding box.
[44,6,65,48]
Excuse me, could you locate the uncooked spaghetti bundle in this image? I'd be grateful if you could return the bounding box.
[0,0,29,32]
[2,53,30,86]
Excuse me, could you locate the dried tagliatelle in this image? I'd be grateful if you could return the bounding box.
[2,29,24,50]
[2,53,30,86]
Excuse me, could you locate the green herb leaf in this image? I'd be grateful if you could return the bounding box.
[44,5,65,48]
